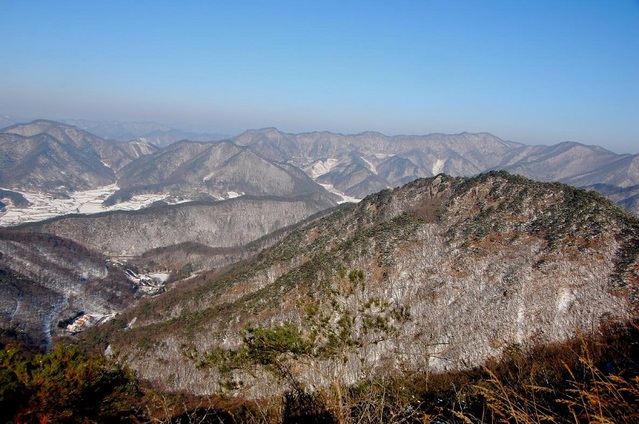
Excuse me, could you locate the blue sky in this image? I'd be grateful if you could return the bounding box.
[1,1,638,153]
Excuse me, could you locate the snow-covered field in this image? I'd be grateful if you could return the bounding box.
[0,185,177,226]
[0,178,356,226]
[0,185,262,226]
[226,191,242,199]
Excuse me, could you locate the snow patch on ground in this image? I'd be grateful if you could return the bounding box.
[202,171,216,183]
[226,191,243,199]
[432,158,446,175]
[373,153,393,159]
[0,185,179,226]
[112,193,176,210]
[319,183,361,204]
[307,158,340,179]
[149,273,170,283]
[360,157,378,174]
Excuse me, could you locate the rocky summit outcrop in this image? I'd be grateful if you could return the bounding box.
[96,172,639,396]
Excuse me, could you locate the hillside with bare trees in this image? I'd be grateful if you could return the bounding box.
[89,172,638,404]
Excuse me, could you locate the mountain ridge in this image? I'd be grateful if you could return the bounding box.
[2,120,637,219]
[0,120,157,193]
[109,138,339,205]
[92,172,639,396]
[234,127,639,214]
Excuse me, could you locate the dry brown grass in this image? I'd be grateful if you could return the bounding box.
[465,324,639,424]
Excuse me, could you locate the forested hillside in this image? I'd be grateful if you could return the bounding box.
[86,173,639,405]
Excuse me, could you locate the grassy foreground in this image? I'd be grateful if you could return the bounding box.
[1,320,638,423]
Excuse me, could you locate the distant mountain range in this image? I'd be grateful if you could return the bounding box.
[61,119,229,147]
[233,128,639,214]
[1,120,638,218]
[108,138,335,205]
[0,120,156,193]
[0,115,228,146]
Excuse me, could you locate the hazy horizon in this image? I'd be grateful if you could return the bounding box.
[1,1,638,153]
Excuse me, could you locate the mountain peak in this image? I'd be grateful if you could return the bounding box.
[239,127,284,136]
[2,119,78,137]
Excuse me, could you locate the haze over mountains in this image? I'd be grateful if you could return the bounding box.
[1,119,638,222]
[0,115,228,147]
